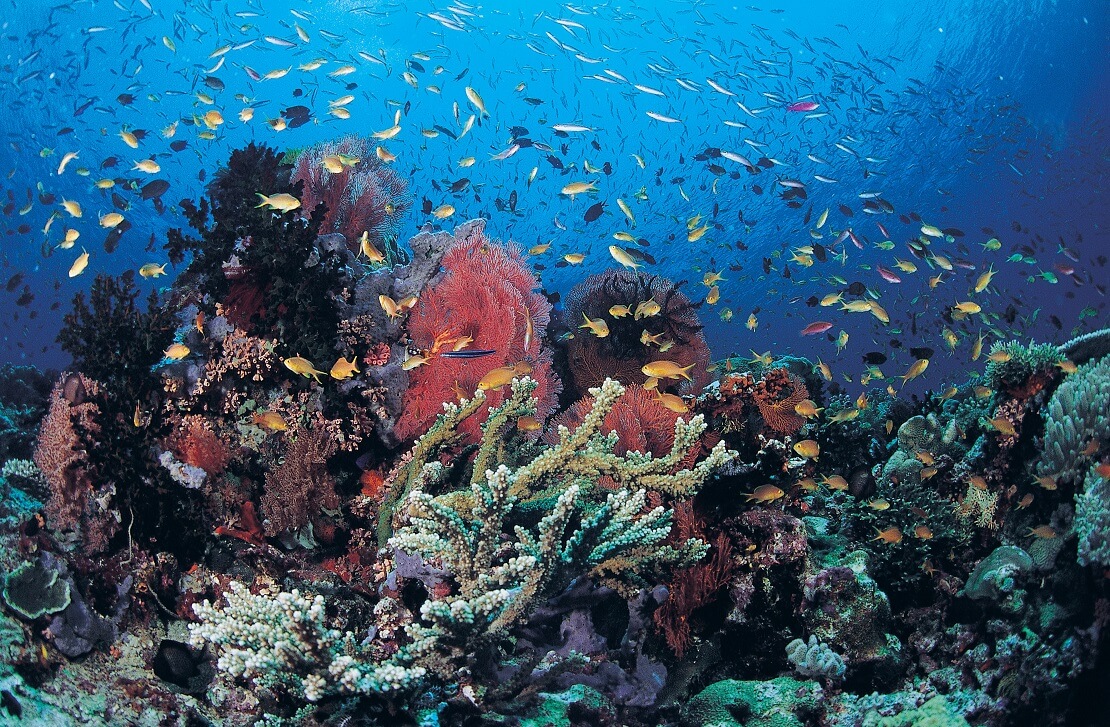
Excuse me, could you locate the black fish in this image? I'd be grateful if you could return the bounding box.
[583,201,605,223]
[283,105,311,128]
[6,273,24,292]
[509,126,528,137]
[839,204,853,217]
[141,180,169,200]
[862,352,887,364]
[812,243,827,262]
[104,225,125,253]
[111,192,129,211]
[57,127,74,135]
[408,60,425,73]
[545,155,563,170]
[422,198,433,214]
[170,140,187,152]
[847,281,867,296]
[433,124,458,140]
[450,178,470,193]
[441,349,497,359]
[910,347,934,360]
[762,257,772,274]
[752,184,763,195]
[15,287,33,306]
[117,93,134,105]
[805,296,818,307]
[204,75,225,91]
[509,190,517,213]
[101,156,119,169]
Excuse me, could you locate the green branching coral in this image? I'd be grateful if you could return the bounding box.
[984,340,1061,395]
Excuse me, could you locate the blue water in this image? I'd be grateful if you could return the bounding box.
[1,0,1106,391]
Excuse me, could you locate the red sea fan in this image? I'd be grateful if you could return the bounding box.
[753,368,808,434]
[292,137,409,252]
[395,221,560,443]
[168,416,232,476]
[34,373,101,534]
[548,385,680,458]
[563,270,711,397]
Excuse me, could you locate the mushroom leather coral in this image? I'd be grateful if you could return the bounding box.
[395,222,560,443]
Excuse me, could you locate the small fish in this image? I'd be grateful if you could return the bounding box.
[478,362,531,391]
[609,305,631,318]
[432,204,455,219]
[913,525,934,540]
[900,359,929,387]
[800,321,833,336]
[641,360,695,381]
[872,527,903,544]
[255,193,301,212]
[634,298,661,319]
[793,440,820,459]
[579,314,610,338]
[99,212,124,229]
[820,474,848,491]
[164,343,190,360]
[330,356,360,380]
[283,356,327,383]
[744,484,785,503]
[139,263,167,278]
[794,400,823,419]
[655,391,689,414]
[1026,525,1058,539]
[609,245,640,270]
[563,253,586,264]
[988,418,1017,436]
[68,248,90,277]
[441,349,497,359]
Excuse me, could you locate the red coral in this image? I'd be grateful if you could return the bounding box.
[34,374,101,534]
[260,426,339,536]
[168,416,232,476]
[563,270,710,397]
[548,385,680,458]
[753,369,808,434]
[395,221,560,443]
[292,136,409,252]
[653,502,734,658]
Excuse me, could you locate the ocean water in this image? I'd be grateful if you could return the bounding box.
[1,1,1109,725]
[0,0,1105,381]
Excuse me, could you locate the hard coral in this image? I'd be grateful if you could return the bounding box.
[395,219,559,443]
[753,368,808,434]
[292,136,410,257]
[563,270,710,396]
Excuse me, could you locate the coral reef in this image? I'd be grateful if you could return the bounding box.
[785,635,847,681]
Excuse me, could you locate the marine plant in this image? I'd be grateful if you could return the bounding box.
[562,269,710,396]
[192,377,736,713]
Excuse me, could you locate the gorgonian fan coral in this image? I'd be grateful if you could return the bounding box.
[292,136,410,257]
[394,220,560,443]
[753,368,809,434]
[563,270,710,396]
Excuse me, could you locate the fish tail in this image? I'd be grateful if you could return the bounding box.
[255,193,270,207]
[681,363,696,380]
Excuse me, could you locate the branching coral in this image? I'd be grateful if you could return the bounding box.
[292,136,410,258]
[395,220,559,443]
[563,270,710,396]
[547,384,682,458]
[1037,353,1109,487]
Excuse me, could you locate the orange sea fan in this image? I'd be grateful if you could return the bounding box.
[753,368,808,434]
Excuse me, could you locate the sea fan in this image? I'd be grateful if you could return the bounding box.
[562,270,710,398]
[753,368,809,434]
[395,222,560,443]
[292,136,410,255]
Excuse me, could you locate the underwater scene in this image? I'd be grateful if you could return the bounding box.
[0,0,1107,724]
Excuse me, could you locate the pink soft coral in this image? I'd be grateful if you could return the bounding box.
[395,220,560,443]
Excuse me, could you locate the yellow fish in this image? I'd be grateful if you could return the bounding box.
[478,362,532,391]
[609,305,631,318]
[746,313,758,331]
[283,356,327,383]
[321,155,346,173]
[432,204,455,219]
[793,440,820,459]
[953,301,981,314]
[255,193,301,212]
[564,253,586,264]
[61,199,82,218]
[641,360,695,381]
[68,248,89,277]
[99,212,124,229]
[330,356,360,380]
[139,263,167,278]
[655,391,689,413]
[794,400,823,419]
[579,314,610,338]
[900,359,930,387]
[402,354,429,371]
[706,286,720,305]
[133,159,161,174]
[165,343,190,360]
[974,264,995,293]
[608,245,640,270]
[465,86,488,117]
[641,330,665,346]
[561,181,596,198]
[529,242,551,255]
[634,297,661,319]
[251,411,288,432]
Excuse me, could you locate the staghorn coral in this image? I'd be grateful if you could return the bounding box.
[292,136,410,257]
[395,220,560,443]
[380,377,735,545]
[563,270,710,396]
[260,426,339,538]
[753,368,809,434]
[547,384,682,458]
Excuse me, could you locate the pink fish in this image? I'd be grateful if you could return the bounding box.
[800,321,834,336]
[877,265,902,283]
[787,101,819,112]
[876,222,891,239]
[849,229,864,250]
